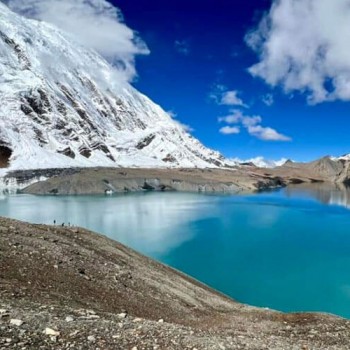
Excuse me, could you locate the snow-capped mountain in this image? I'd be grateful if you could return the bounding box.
[333,154,350,162]
[0,3,232,171]
[232,156,288,168]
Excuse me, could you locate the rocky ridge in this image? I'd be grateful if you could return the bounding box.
[252,156,350,185]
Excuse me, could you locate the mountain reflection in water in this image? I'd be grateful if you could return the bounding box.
[285,183,350,209]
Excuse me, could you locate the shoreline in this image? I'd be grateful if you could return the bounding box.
[1,166,286,195]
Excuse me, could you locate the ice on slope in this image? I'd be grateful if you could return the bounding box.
[0,3,233,171]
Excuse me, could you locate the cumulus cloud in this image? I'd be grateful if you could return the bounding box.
[219,110,262,126]
[221,91,246,106]
[6,0,149,81]
[218,111,242,124]
[246,0,350,104]
[218,109,291,141]
[219,126,241,135]
[241,115,262,127]
[210,85,247,107]
[247,125,291,141]
[174,40,190,56]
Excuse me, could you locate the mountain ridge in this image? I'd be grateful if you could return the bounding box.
[0,3,233,172]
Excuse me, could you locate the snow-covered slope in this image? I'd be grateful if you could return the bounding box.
[0,3,232,171]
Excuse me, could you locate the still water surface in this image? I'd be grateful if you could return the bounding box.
[1,184,350,318]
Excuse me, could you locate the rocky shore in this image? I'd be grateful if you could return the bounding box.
[1,217,350,349]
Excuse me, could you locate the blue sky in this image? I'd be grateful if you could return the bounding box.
[112,0,350,161]
[7,0,350,162]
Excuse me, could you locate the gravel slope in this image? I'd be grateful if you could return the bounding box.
[1,217,350,349]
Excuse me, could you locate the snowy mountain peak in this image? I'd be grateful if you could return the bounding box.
[0,3,232,170]
[333,154,350,162]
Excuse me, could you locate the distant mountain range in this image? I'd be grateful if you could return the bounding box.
[0,3,234,172]
[252,156,350,185]
[232,157,288,168]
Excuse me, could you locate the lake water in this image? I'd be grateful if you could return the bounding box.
[1,184,350,318]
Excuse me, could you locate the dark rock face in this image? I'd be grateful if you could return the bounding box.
[58,147,75,159]
[4,168,79,186]
[136,134,156,150]
[255,177,285,190]
[0,144,12,168]
[162,154,177,163]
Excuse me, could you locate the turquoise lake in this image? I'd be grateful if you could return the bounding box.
[1,184,350,318]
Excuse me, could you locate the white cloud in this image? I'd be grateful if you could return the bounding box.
[6,0,149,81]
[218,109,291,141]
[241,115,262,127]
[174,40,190,56]
[167,110,177,119]
[247,125,291,141]
[218,109,262,127]
[210,85,247,107]
[221,90,246,106]
[167,110,194,133]
[262,93,274,106]
[176,121,194,133]
[246,0,350,104]
[218,110,243,124]
[219,126,241,135]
